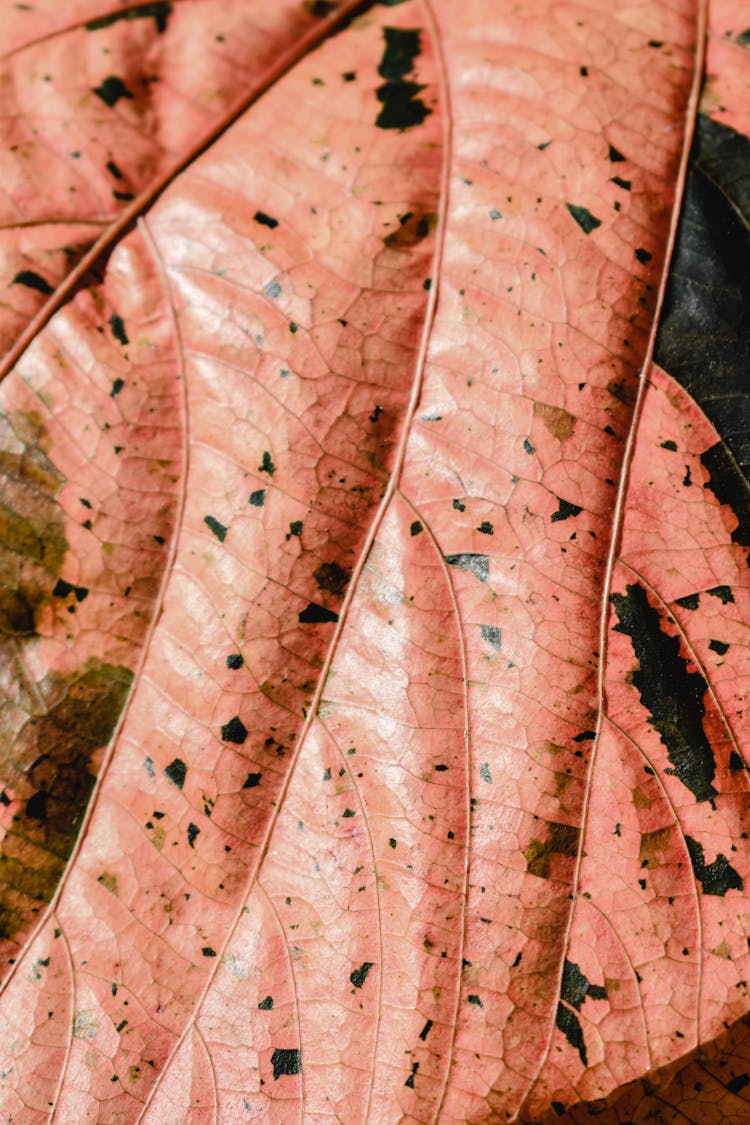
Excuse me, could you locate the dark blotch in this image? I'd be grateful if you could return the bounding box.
[11,270,53,295]
[611,583,718,803]
[165,758,187,789]
[350,961,373,988]
[561,960,607,1010]
[186,822,199,848]
[299,602,338,624]
[419,1018,433,1040]
[556,1002,588,1067]
[566,203,602,234]
[375,28,430,130]
[709,639,729,655]
[706,584,735,604]
[313,561,350,597]
[109,314,128,346]
[258,995,274,1010]
[254,211,279,230]
[701,443,750,556]
[271,1048,301,1080]
[92,76,134,107]
[110,378,124,398]
[226,653,243,669]
[551,498,583,522]
[608,144,626,162]
[221,716,247,744]
[525,822,579,879]
[686,836,743,895]
[249,489,266,508]
[204,515,227,542]
[85,2,171,32]
[727,1073,750,1094]
[243,773,262,789]
[675,593,700,610]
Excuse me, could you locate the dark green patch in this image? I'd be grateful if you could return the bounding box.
[204,515,228,542]
[375,27,430,130]
[109,314,128,346]
[566,203,602,234]
[709,639,729,656]
[561,960,607,1010]
[165,758,187,789]
[556,1002,588,1066]
[0,659,132,941]
[611,583,718,803]
[258,995,274,1010]
[675,592,700,610]
[480,625,501,650]
[0,411,68,637]
[11,270,53,295]
[85,2,172,32]
[249,489,266,508]
[525,822,579,878]
[686,836,743,895]
[259,451,276,477]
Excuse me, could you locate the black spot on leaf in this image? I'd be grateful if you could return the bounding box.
[375,28,430,130]
[85,2,171,32]
[109,314,128,345]
[258,995,274,1009]
[226,653,243,669]
[349,962,373,988]
[243,773,262,789]
[566,203,601,234]
[92,76,134,107]
[556,1002,588,1066]
[11,270,53,294]
[221,716,247,744]
[686,836,743,895]
[254,211,279,229]
[165,759,187,789]
[249,489,266,507]
[560,960,607,1010]
[611,583,718,803]
[299,602,338,624]
[271,1048,301,1079]
[551,498,582,522]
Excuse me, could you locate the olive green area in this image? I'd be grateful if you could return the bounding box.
[0,410,135,946]
[525,822,580,879]
[0,659,133,941]
[0,410,67,637]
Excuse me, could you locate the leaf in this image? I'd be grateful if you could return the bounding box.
[0,0,749,1121]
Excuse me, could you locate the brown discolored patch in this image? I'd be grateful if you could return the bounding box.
[384,211,437,250]
[0,411,67,637]
[638,826,671,868]
[525,821,579,879]
[313,561,351,597]
[632,786,652,810]
[533,402,576,442]
[607,375,636,407]
[0,660,133,945]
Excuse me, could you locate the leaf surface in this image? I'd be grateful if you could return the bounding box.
[1,0,750,1121]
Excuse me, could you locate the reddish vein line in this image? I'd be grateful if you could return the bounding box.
[513,1,709,1117]
[0,0,367,385]
[137,4,453,1118]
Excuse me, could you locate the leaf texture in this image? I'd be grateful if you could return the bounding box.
[1,0,749,1121]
